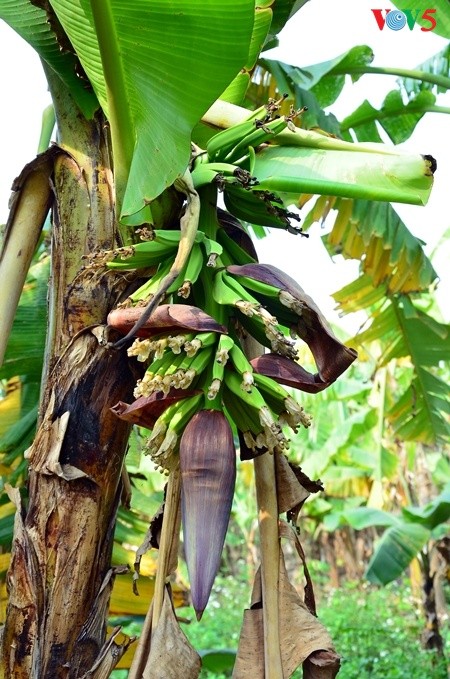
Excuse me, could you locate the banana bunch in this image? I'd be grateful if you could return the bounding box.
[107,99,356,622]
[188,98,308,234]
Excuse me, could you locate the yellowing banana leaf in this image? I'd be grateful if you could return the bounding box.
[50,0,255,219]
[0,379,21,439]
[109,572,188,617]
[253,143,434,206]
[315,198,437,294]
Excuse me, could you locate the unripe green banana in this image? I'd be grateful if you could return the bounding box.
[212,270,259,308]
[216,228,256,266]
[224,116,288,164]
[223,183,293,230]
[207,335,234,399]
[184,331,219,357]
[206,118,260,162]
[177,243,204,298]
[223,369,266,411]
[229,342,254,392]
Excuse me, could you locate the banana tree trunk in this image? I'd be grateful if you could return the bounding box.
[1,74,138,678]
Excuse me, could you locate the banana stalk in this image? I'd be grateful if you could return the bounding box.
[113,169,201,348]
[241,333,283,679]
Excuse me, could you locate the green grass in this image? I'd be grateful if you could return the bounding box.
[111,575,449,678]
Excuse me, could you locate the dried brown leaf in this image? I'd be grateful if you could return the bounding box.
[143,588,201,679]
[233,550,338,678]
[275,453,310,515]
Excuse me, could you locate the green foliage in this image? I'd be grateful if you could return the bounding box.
[0,0,98,117]
[118,577,449,678]
[320,582,450,678]
[391,0,450,39]
[341,89,437,144]
[49,0,255,219]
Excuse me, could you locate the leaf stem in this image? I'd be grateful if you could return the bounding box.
[341,105,450,132]
[89,0,135,218]
[338,65,450,91]
[254,453,283,679]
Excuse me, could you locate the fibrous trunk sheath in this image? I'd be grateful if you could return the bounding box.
[1,85,139,677]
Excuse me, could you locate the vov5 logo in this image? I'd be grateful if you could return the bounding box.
[371,8,437,31]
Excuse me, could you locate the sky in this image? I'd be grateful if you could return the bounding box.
[0,0,449,334]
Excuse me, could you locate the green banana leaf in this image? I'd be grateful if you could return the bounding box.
[320,199,437,294]
[342,297,450,444]
[261,0,310,49]
[0,0,98,118]
[253,143,434,206]
[341,90,439,144]
[50,0,255,219]
[391,0,450,39]
[401,484,450,529]
[398,44,450,98]
[365,522,430,585]
[0,259,48,488]
[260,45,374,109]
[0,258,48,383]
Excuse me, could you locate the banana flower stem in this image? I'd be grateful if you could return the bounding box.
[244,335,283,678]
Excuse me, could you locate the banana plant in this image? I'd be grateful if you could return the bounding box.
[0,1,439,677]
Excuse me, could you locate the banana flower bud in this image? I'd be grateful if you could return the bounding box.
[180,410,236,620]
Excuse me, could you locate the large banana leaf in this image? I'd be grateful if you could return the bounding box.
[259,45,374,109]
[49,0,255,220]
[364,485,450,585]
[365,523,430,585]
[337,295,450,444]
[0,0,98,118]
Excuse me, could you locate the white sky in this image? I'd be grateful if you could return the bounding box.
[0,0,449,333]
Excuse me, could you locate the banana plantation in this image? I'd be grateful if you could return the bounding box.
[0,1,449,678]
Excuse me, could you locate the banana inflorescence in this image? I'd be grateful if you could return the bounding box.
[107,96,357,620]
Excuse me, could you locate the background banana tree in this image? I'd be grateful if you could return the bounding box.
[0,0,446,677]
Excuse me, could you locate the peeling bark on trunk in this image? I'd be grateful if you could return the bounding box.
[1,76,141,677]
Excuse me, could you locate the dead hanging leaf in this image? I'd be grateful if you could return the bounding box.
[275,453,310,515]
[233,550,339,678]
[279,520,316,616]
[303,650,341,679]
[142,588,201,679]
[285,462,324,525]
